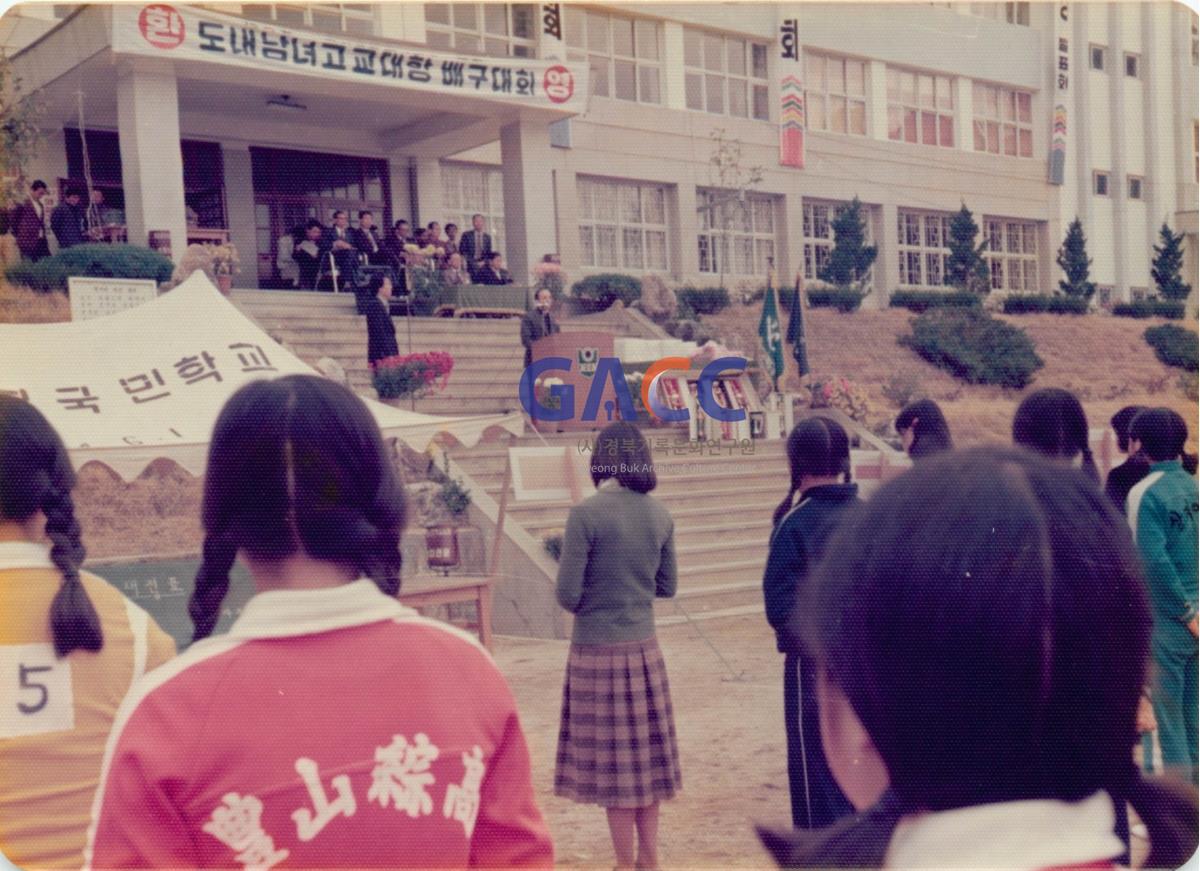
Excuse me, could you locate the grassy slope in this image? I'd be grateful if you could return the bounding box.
[705,303,1198,449]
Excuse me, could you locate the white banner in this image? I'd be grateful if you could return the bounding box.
[113,3,588,113]
[0,274,522,478]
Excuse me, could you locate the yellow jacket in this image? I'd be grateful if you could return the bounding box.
[0,541,175,869]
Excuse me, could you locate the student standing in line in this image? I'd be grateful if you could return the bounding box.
[762,417,858,831]
[0,397,175,869]
[759,447,1198,870]
[555,421,681,871]
[1012,387,1100,481]
[364,273,399,366]
[1106,405,1151,515]
[1127,408,1199,786]
[893,398,953,460]
[86,375,553,869]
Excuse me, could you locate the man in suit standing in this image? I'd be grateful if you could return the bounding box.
[520,288,561,368]
[323,210,360,290]
[14,180,51,261]
[50,183,86,250]
[476,251,512,286]
[293,219,326,290]
[351,210,386,265]
[458,213,493,275]
[364,273,399,367]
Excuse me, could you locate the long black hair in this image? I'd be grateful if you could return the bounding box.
[189,375,406,642]
[894,398,952,459]
[1012,387,1099,482]
[0,396,102,657]
[768,447,1196,869]
[772,417,851,528]
[590,420,656,493]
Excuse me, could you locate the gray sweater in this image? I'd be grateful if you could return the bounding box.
[555,486,678,644]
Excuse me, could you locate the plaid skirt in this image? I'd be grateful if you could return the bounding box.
[554,636,683,808]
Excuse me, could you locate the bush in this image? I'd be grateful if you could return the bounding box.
[5,244,174,293]
[1144,325,1198,372]
[889,290,982,313]
[901,308,1043,388]
[663,318,712,345]
[1001,294,1090,315]
[806,287,866,312]
[1112,300,1185,320]
[675,285,730,315]
[570,273,641,312]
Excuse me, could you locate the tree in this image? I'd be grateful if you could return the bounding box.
[1150,222,1193,301]
[817,196,877,294]
[0,52,45,215]
[945,204,990,293]
[1056,218,1096,300]
[703,128,764,289]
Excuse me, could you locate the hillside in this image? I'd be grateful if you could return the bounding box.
[705,303,1198,450]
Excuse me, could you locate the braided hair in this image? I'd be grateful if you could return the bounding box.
[189,375,406,642]
[1013,387,1099,482]
[772,416,852,528]
[0,396,102,657]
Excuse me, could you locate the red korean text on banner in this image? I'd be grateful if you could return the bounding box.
[138,4,185,50]
[543,65,574,104]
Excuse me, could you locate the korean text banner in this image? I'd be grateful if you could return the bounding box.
[0,273,521,479]
[113,3,588,113]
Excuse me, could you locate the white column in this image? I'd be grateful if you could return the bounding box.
[1141,3,1175,255]
[953,77,973,152]
[1108,4,1128,300]
[499,117,555,286]
[867,60,888,141]
[782,191,804,289]
[412,157,444,230]
[879,201,900,302]
[388,155,414,224]
[675,180,699,280]
[221,144,258,288]
[1072,5,1093,252]
[662,21,686,111]
[116,62,186,262]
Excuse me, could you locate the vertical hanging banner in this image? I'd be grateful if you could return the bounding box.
[778,15,804,169]
[1049,4,1070,185]
[541,4,565,60]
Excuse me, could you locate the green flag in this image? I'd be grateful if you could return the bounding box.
[786,272,810,377]
[758,271,785,390]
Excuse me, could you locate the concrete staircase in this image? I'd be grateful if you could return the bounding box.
[230,289,525,415]
[447,430,788,625]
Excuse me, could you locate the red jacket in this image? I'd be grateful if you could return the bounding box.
[86,580,553,869]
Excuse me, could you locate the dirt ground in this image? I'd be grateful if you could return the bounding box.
[493,615,790,870]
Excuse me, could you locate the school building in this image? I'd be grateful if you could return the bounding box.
[4,1,1197,306]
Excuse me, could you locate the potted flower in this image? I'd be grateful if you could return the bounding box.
[371,351,454,404]
[425,454,472,575]
[808,374,872,422]
[209,243,240,295]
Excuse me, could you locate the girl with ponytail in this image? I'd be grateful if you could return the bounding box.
[759,447,1198,870]
[89,375,553,870]
[1013,387,1100,482]
[0,396,175,869]
[762,416,859,831]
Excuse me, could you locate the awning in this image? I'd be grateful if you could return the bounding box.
[0,273,523,479]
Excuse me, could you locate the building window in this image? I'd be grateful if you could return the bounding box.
[424,4,535,57]
[802,200,874,288]
[565,9,662,104]
[1089,44,1107,71]
[683,29,770,121]
[577,178,669,272]
[1124,53,1140,79]
[697,189,776,276]
[896,210,952,289]
[1093,171,1110,196]
[441,162,505,257]
[1128,176,1143,200]
[968,3,1030,26]
[1191,22,1198,66]
[1097,285,1114,307]
[803,53,867,136]
[1130,286,1149,301]
[972,83,1033,157]
[887,67,954,147]
[242,3,376,36]
[983,218,1039,292]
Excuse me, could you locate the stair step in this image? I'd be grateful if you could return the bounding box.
[655,603,762,627]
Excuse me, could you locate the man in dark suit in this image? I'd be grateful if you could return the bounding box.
[14,180,51,261]
[323,210,360,290]
[364,273,399,366]
[475,251,512,286]
[520,288,561,368]
[293,219,326,290]
[457,213,493,273]
[351,210,386,265]
[50,183,86,250]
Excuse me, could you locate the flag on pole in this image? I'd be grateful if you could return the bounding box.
[786,270,810,377]
[758,268,785,391]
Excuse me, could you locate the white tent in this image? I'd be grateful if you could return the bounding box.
[0,273,523,478]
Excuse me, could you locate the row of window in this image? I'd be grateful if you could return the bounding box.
[1088,44,1143,79]
[1092,171,1144,200]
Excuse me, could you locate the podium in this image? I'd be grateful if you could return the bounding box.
[529,330,618,432]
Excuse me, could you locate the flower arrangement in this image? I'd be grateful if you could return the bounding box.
[208,243,240,276]
[371,351,454,400]
[808,375,871,422]
[532,260,566,299]
[534,376,564,410]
